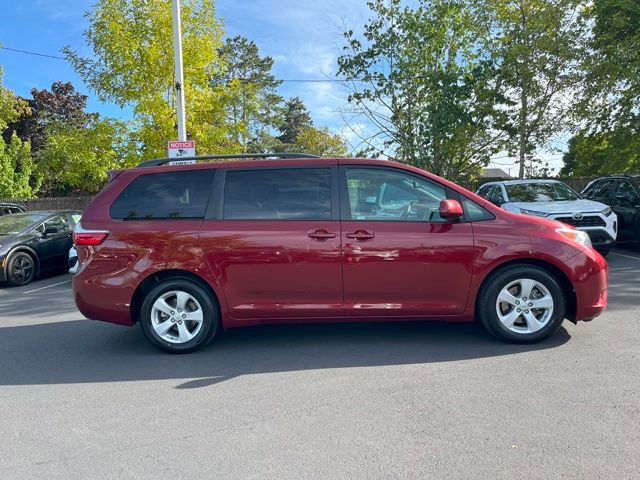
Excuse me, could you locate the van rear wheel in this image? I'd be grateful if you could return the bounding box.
[139,279,219,353]
[478,266,565,343]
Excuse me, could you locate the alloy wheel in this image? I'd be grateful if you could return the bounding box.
[150,290,204,344]
[495,278,554,334]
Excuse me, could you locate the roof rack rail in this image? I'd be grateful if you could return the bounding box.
[136,152,321,168]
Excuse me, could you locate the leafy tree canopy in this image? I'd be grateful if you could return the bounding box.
[64,0,235,159]
[338,0,504,180]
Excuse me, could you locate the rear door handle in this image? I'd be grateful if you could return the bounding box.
[346,230,375,240]
[308,229,337,240]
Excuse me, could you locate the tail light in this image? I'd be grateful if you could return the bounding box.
[73,222,109,246]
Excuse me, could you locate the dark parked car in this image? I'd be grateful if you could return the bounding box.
[73,154,607,353]
[581,175,640,241]
[0,203,26,217]
[0,210,82,286]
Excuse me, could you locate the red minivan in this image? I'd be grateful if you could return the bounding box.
[73,154,608,353]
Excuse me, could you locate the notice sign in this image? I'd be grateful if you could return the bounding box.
[167,140,196,164]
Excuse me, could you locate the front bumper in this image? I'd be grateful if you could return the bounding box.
[585,230,616,248]
[0,255,7,283]
[565,247,608,322]
[550,212,617,249]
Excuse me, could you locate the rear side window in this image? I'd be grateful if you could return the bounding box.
[223,168,332,220]
[110,170,214,220]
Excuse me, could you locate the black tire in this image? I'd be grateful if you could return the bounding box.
[6,252,36,286]
[596,247,610,257]
[478,266,566,343]
[139,278,219,354]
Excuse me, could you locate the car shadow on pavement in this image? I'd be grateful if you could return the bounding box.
[0,318,570,389]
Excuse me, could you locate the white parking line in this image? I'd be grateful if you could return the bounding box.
[610,252,640,262]
[23,279,71,294]
[609,266,634,271]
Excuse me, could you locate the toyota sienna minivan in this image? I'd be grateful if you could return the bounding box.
[72,154,608,353]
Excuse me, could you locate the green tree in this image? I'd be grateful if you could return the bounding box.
[579,0,640,132]
[479,0,587,178]
[4,82,94,154]
[294,126,348,157]
[64,0,234,159]
[0,133,37,198]
[217,36,283,150]
[37,117,135,196]
[338,0,503,180]
[0,65,39,198]
[560,130,640,176]
[277,97,313,145]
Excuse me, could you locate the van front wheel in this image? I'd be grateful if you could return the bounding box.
[478,266,565,343]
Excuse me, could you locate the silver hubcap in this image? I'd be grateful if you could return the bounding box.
[150,291,203,344]
[496,278,554,334]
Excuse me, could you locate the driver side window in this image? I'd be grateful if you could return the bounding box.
[486,186,505,206]
[616,181,638,200]
[345,168,447,222]
[44,216,70,233]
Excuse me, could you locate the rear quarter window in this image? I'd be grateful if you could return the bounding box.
[110,170,214,220]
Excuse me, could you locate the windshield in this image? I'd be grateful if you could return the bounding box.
[505,183,580,202]
[0,212,48,235]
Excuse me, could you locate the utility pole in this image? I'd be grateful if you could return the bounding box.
[171,0,187,141]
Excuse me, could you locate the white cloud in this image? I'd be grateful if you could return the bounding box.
[218,0,373,132]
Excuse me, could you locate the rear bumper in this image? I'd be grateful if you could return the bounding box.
[565,247,608,322]
[72,268,134,326]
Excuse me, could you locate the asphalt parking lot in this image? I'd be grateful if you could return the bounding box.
[1,245,639,479]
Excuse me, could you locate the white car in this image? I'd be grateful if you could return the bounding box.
[68,246,78,274]
[477,179,617,255]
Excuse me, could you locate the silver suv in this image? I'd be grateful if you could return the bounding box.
[477,179,617,255]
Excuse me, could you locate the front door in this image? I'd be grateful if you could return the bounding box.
[340,165,475,317]
[613,180,640,236]
[199,165,343,320]
[35,215,73,270]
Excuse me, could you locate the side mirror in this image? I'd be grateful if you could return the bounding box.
[439,199,463,220]
[44,226,61,235]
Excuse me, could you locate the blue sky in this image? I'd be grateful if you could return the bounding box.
[0,0,372,143]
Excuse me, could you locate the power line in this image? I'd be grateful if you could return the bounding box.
[0,45,360,83]
[0,46,66,60]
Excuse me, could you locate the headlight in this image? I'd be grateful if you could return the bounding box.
[520,208,549,217]
[601,207,612,216]
[556,227,592,248]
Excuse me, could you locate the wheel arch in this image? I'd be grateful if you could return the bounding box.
[130,269,222,326]
[475,258,577,323]
[4,246,40,277]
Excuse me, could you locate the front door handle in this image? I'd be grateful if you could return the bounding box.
[346,230,375,240]
[308,229,337,240]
